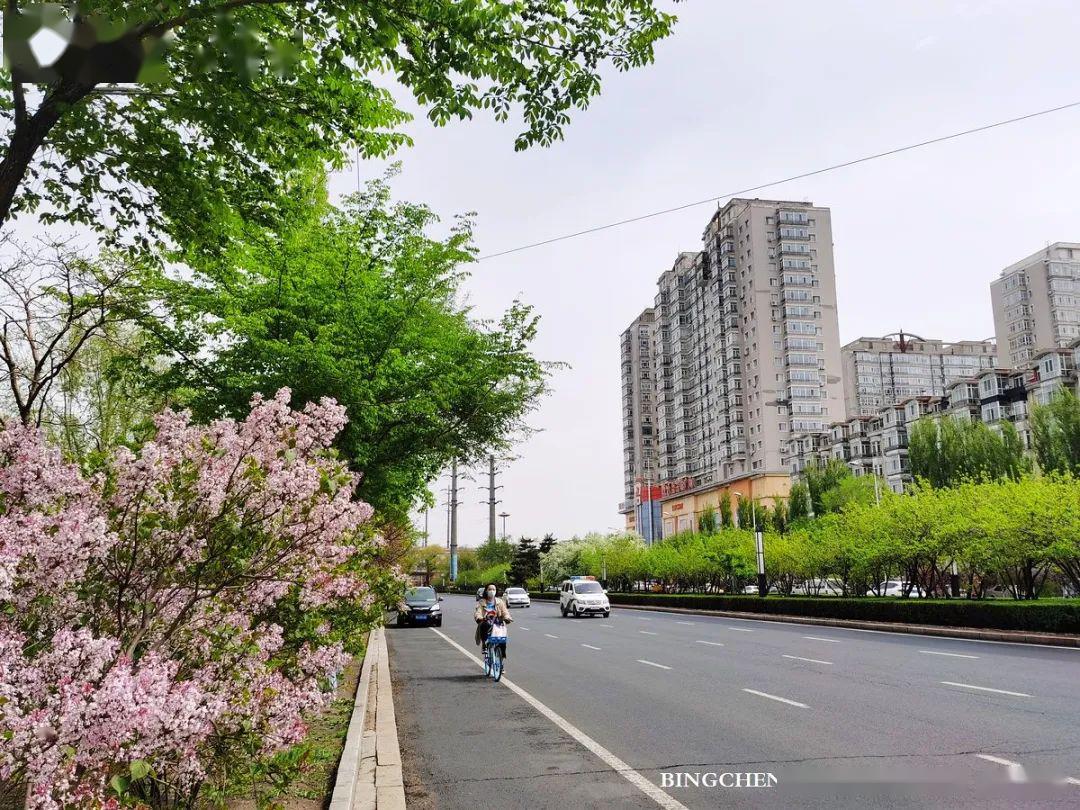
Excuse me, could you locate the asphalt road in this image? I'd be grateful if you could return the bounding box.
[386,594,1080,809]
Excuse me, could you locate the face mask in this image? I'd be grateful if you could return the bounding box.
[486,590,496,600]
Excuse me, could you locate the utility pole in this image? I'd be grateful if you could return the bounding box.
[443,483,452,550]
[480,455,503,543]
[450,460,460,583]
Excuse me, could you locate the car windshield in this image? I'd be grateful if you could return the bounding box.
[574,582,603,594]
[506,588,525,595]
[406,587,436,600]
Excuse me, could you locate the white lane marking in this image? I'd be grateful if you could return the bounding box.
[430,629,688,810]
[941,681,1031,697]
[599,623,614,628]
[727,627,754,632]
[975,754,1028,783]
[1064,777,1080,786]
[919,650,979,659]
[638,617,652,621]
[782,654,833,665]
[802,635,842,643]
[675,621,696,625]
[637,659,671,670]
[581,643,602,651]
[742,688,808,708]
[544,633,559,639]
[519,627,530,631]
[695,640,725,647]
[639,630,658,636]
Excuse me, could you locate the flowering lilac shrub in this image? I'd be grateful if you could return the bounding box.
[0,389,386,807]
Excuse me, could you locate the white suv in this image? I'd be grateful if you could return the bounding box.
[560,578,610,618]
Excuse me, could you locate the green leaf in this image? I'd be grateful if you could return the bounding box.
[130,759,152,780]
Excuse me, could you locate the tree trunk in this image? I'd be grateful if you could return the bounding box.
[0,83,91,225]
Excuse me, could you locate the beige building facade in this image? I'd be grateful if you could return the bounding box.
[619,309,658,516]
[621,198,845,535]
[991,242,1080,367]
[842,333,997,417]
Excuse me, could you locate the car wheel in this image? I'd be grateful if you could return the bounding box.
[435,618,443,627]
[396,615,405,627]
[603,612,610,618]
[572,603,581,618]
[560,603,568,617]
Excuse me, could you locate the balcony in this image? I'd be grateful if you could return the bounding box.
[779,243,811,256]
[778,211,809,225]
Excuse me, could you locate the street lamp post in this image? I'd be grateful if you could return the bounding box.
[950,558,961,598]
[498,511,510,540]
[736,492,767,597]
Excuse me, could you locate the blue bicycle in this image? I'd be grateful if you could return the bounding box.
[482,619,508,682]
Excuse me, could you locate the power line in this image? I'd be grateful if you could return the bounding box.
[477,100,1080,261]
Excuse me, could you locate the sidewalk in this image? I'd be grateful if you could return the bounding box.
[330,627,407,810]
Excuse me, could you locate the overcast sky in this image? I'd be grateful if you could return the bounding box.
[325,0,1080,547]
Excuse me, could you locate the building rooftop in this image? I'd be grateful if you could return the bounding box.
[996,241,1080,279]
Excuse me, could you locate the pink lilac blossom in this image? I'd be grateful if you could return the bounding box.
[0,390,380,808]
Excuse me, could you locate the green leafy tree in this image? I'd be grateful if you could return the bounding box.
[139,174,551,520]
[0,1,679,245]
[539,534,557,555]
[718,492,733,528]
[1031,388,1080,476]
[476,536,516,569]
[909,416,1029,488]
[770,499,789,534]
[819,475,877,514]
[697,504,717,534]
[804,458,852,515]
[787,482,811,523]
[509,537,540,585]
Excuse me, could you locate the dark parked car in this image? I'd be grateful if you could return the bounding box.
[397,586,443,627]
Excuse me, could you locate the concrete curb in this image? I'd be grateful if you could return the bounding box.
[330,627,407,810]
[528,595,1080,647]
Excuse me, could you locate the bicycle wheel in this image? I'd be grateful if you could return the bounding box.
[482,644,491,676]
[491,645,503,682]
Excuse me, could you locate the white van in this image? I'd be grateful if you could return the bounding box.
[559,577,610,618]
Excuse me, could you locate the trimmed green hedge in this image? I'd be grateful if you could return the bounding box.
[600,593,1080,634]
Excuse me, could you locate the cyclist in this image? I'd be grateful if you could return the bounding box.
[474,583,512,658]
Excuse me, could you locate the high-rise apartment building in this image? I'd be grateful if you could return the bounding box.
[618,309,658,535]
[842,333,997,417]
[623,198,844,536]
[696,198,844,482]
[991,242,1080,367]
